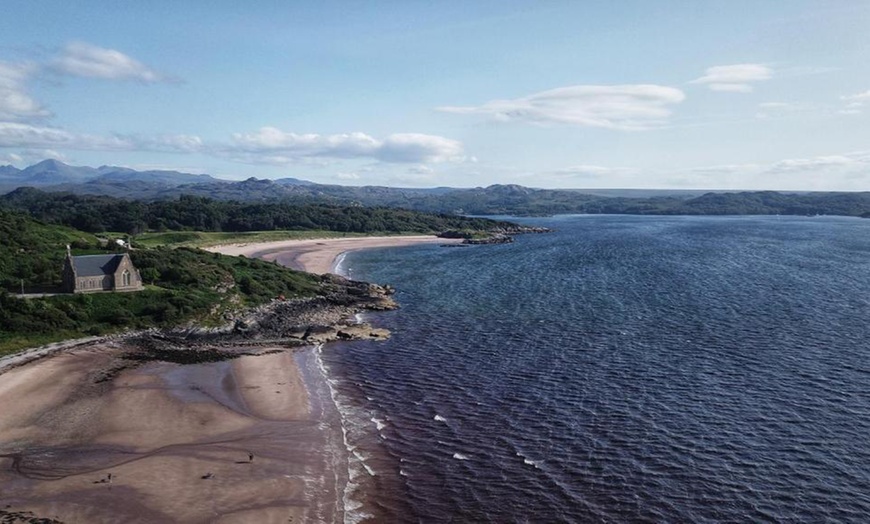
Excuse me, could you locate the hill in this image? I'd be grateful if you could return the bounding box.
[0,209,325,354]
[3,160,870,217]
[0,188,521,235]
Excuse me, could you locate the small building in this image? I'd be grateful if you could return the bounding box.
[62,249,144,294]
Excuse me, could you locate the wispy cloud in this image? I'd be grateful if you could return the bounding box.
[1,41,174,126]
[0,151,23,164]
[0,62,50,121]
[767,154,862,173]
[227,127,464,164]
[51,42,170,83]
[691,64,772,93]
[839,89,870,114]
[438,84,685,130]
[0,122,197,153]
[0,121,465,167]
[675,152,870,190]
[841,89,870,104]
[550,164,636,179]
[755,101,805,119]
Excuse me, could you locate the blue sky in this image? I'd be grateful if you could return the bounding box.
[1,1,868,189]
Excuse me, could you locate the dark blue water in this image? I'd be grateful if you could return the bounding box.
[322,215,870,523]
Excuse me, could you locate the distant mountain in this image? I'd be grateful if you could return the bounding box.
[22,159,99,184]
[2,160,869,217]
[0,160,219,189]
[91,167,218,185]
[0,164,21,180]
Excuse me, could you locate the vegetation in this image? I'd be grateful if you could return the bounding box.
[0,209,322,356]
[0,189,518,235]
[133,230,368,248]
[0,208,106,292]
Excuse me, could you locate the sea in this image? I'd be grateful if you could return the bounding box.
[312,215,870,523]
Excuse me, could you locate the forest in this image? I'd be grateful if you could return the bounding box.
[0,188,516,234]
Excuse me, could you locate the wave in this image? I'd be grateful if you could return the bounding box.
[333,252,349,277]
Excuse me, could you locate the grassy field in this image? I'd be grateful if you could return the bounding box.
[133,230,373,248]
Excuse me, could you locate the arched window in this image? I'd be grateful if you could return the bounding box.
[122,270,131,287]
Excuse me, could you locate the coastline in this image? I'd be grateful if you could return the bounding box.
[205,234,458,274]
[0,235,438,523]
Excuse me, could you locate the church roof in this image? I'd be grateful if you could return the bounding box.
[69,254,126,277]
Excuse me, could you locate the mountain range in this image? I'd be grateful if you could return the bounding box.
[2,160,869,217]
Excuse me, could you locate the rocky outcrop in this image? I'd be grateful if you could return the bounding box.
[463,234,513,245]
[438,225,551,246]
[123,274,400,360]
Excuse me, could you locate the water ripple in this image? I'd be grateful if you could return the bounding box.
[323,216,870,523]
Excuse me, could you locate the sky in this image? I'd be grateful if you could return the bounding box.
[0,1,868,190]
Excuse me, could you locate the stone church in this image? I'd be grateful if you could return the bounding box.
[62,249,144,294]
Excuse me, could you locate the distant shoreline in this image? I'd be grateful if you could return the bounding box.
[207,234,461,274]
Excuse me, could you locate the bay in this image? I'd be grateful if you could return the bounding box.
[321,215,870,523]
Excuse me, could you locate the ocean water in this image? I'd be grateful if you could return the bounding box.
[318,215,870,523]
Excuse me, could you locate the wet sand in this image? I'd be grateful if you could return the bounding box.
[206,235,456,274]
[0,342,335,523]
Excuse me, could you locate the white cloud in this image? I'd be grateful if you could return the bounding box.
[691,64,772,93]
[51,42,168,83]
[0,122,463,168]
[228,127,464,163]
[840,90,870,103]
[336,172,360,180]
[768,154,859,173]
[676,153,870,190]
[407,164,434,175]
[438,84,685,130]
[551,164,635,178]
[707,83,753,93]
[0,151,23,164]
[0,62,49,121]
[136,134,204,153]
[0,122,205,155]
[839,89,870,114]
[378,133,463,162]
[755,101,803,119]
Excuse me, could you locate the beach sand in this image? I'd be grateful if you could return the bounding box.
[206,235,455,274]
[0,342,336,523]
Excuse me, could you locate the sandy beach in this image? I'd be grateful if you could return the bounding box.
[0,236,444,523]
[0,341,341,523]
[206,235,455,274]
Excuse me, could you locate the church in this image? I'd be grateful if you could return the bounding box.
[62,248,144,294]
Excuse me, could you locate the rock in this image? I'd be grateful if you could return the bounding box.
[337,324,391,340]
[140,273,400,352]
[463,234,514,245]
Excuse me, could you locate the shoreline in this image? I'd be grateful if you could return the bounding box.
[205,234,458,274]
[0,235,442,523]
[0,342,332,523]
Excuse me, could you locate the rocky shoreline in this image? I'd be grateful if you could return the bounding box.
[0,273,400,382]
[437,225,551,245]
[114,273,398,368]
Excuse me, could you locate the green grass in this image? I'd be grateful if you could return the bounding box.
[133,230,374,248]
